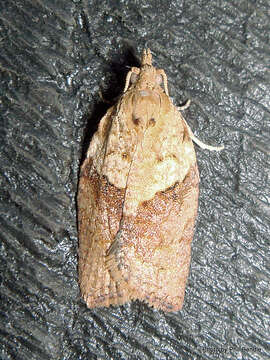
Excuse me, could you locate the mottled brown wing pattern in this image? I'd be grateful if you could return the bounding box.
[77,49,221,311]
[78,154,134,307]
[78,107,198,311]
[107,164,199,311]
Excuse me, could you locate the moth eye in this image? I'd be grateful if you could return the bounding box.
[130,73,138,83]
[156,74,162,85]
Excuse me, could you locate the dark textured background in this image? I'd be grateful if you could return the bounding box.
[0,0,269,359]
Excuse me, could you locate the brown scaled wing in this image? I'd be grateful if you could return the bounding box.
[78,47,199,311]
[77,107,199,311]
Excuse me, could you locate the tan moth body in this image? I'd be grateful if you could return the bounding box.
[77,49,223,311]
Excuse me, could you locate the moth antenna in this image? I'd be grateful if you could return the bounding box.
[123,67,140,93]
[178,99,191,110]
[123,71,133,92]
[183,118,224,151]
[157,69,169,96]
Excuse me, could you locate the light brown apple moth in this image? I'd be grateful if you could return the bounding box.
[77,49,223,312]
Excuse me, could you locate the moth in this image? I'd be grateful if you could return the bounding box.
[77,49,223,311]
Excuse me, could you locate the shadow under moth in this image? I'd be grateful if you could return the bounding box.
[77,49,223,312]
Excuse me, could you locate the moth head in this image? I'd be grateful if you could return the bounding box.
[131,49,160,84]
[124,49,169,96]
[130,67,163,89]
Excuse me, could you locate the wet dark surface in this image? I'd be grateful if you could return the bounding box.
[0,1,269,359]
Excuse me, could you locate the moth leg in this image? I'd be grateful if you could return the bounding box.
[123,67,140,93]
[157,69,169,96]
[98,90,115,104]
[183,117,224,151]
[177,99,191,110]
